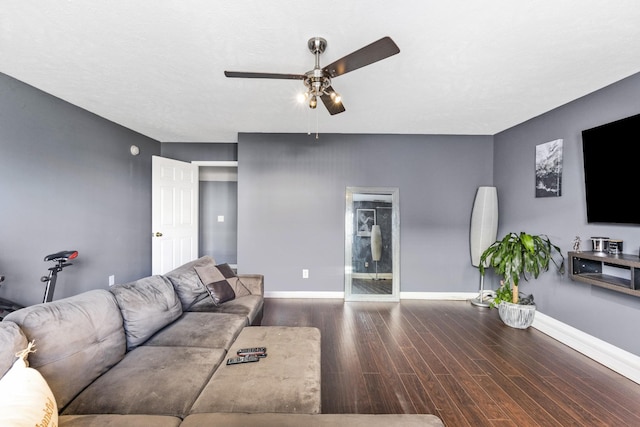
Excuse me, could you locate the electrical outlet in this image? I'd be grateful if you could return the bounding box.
[108,275,115,286]
[302,269,309,279]
[365,262,369,268]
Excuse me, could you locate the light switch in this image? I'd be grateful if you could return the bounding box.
[217,215,224,222]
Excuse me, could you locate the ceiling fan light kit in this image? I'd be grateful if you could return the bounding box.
[224,36,400,116]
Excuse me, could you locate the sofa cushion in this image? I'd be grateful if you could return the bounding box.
[111,275,183,350]
[59,414,182,427]
[143,312,247,350]
[62,346,225,418]
[235,273,264,296]
[189,294,263,325]
[0,320,27,378]
[164,256,216,310]
[4,289,126,410]
[195,263,251,306]
[0,343,58,427]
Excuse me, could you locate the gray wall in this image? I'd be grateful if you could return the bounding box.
[0,73,160,306]
[200,181,238,264]
[493,72,640,356]
[237,133,494,293]
[161,142,237,162]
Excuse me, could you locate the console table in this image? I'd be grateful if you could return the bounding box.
[569,251,640,298]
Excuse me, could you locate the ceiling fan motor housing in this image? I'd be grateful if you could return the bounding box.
[304,69,331,96]
[308,37,327,55]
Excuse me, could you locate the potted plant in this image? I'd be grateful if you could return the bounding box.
[479,232,565,329]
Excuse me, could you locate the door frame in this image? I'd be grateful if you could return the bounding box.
[344,186,400,302]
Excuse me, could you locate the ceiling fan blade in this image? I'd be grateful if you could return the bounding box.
[323,36,400,78]
[320,86,346,115]
[224,71,305,80]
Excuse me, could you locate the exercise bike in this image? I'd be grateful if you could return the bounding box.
[41,250,78,303]
[0,275,25,319]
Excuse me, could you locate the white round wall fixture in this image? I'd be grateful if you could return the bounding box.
[130,145,140,156]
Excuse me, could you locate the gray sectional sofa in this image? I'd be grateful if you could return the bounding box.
[0,255,443,426]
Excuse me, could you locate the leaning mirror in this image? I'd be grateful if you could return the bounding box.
[345,187,399,301]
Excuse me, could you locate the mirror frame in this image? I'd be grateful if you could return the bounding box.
[345,186,400,301]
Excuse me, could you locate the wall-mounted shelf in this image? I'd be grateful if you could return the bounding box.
[569,251,640,298]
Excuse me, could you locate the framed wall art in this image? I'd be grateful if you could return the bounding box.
[356,209,376,236]
[535,139,563,198]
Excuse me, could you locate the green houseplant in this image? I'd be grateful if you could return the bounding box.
[479,232,565,328]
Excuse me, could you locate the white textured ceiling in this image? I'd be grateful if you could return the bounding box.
[2,1,640,143]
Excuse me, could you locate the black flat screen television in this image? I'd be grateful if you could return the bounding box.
[581,112,640,224]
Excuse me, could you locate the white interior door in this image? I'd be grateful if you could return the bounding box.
[152,155,199,274]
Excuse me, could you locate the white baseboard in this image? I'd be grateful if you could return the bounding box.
[533,311,640,385]
[400,292,478,300]
[264,291,477,300]
[264,291,344,299]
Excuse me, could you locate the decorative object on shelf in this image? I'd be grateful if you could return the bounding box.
[535,139,563,198]
[608,239,623,255]
[572,236,581,252]
[479,232,565,329]
[590,236,609,252]
[469,186,498,307]
[370,224,382,280]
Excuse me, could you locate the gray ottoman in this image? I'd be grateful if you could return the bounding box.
[189,326,321,414]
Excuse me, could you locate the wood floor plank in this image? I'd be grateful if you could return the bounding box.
[399,372,439,414]
[261,298,640,426]
[436,372,497,426]
[510,375,604,426]
[472,373,540,426]
[543,376,628,426]
[475,360,559,427]
[574,376,640,425]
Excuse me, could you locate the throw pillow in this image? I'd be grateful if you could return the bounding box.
[0,341,58,427]
[204,280,236,306]
[195,263,251,306]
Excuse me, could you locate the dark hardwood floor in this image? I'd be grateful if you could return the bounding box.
[262,298,640,426]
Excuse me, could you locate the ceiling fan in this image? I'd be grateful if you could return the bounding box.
[224,36,400,115]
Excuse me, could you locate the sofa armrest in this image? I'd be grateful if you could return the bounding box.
[237,274,263,296]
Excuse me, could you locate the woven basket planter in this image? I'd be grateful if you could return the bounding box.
[497,301,536,329]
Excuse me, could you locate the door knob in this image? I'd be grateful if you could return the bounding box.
[154,232,163,237]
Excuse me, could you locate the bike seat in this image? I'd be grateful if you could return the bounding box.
[44,250,78,262]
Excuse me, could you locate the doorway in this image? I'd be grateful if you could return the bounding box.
[196,161,238,268]
[344,187,399,301]
[152,157,238,274]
